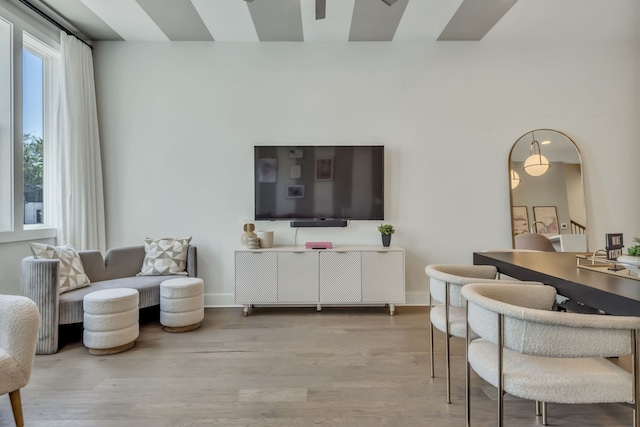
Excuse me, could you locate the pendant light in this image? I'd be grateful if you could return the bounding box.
[510,169,521,189]
[523,131,550,176]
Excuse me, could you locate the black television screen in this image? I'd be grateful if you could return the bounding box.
[254,145,384,221]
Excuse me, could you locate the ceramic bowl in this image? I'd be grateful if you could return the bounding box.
[617,255,640,274]
[617,255,640,266]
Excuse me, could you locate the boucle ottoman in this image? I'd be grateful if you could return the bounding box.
[83,288,139,355]
[160,277,204,332]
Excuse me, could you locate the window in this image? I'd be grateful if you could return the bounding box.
[22,34,58,230]
[23,47,43,225]
[0,5,59,242]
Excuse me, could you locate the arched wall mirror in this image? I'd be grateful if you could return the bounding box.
[508,129,587,252]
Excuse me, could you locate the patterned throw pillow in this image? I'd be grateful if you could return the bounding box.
[30,243,91,294]
[139,236,192,276]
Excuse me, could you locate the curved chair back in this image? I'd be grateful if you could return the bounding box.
[425,264,498,308]
[514,233,556,252]
[462,282,640,359]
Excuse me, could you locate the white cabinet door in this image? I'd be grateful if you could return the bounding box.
[278,251,319,302]
[319,251,362,303]
[235,251,278,303]
[361,250,405,303]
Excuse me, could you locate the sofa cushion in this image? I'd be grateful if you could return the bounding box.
[30,243,90,294]
[58,275,184,325]
[80,247,147,282]
[139,237,191,276]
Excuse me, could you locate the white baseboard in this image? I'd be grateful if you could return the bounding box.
[204,293,236,307]
[404,291,429,306]
[203,292,429,308]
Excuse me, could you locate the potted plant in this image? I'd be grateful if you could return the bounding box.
[378,224,395,247]
[617,236,640,275]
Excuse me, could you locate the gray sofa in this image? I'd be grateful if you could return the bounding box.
[21,245,197,354]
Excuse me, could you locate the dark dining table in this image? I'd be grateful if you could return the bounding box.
[473,251,640,316]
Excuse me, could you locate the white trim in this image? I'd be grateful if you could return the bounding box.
[0,16,13,232]
[0,3,60,45]
[0,226,56,243]
[23,31,60,231]
[204,291,430,308]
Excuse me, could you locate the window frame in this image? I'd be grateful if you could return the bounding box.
[0,4,59,244]
[0,16,13,233]
[22,32,59,230]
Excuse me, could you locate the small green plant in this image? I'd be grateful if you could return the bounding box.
[629,237,640,256]
[378,224,395,235]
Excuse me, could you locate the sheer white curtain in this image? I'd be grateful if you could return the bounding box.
[52,32,106,252]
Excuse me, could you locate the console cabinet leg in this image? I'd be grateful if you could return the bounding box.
[317,304,322,312]
[243,305,249,317]
[389,303,396,316]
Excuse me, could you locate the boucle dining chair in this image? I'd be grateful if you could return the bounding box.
[425,264,502,403]
[514,233,556,251]
[462,282,640,427]
[0,294,40,427]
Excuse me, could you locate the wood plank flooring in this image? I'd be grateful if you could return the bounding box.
[0,306,634,426]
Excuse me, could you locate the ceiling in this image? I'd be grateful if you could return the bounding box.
[14,0,640,43]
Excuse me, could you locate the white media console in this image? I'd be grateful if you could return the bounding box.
[234,246,405,316]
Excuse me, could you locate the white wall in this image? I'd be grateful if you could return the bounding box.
[93,40,640,306]
[0,237,56,294]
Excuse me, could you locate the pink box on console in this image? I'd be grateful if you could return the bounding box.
[305,242,333,250]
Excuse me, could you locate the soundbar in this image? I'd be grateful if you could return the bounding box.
[290,219,348,228]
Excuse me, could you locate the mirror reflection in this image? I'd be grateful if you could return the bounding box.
[509,129,587,252]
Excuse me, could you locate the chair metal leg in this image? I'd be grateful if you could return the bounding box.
[542,402,548,425]
[633,329,639,427]
[466,304,471,427]
[535,401,541,416]
[498,313,504,427]
[9,389,24,427]
[445,282,451,404]
[429,293,434,379]
[429,322,435,378]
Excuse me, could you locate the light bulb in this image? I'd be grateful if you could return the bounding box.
[510,169,521,189]
[523,154,550,176]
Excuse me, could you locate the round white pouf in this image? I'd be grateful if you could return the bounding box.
[160,278,204,332]
[83,288,139,355]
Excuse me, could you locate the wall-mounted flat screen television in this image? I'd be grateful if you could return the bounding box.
[254,145,384,222]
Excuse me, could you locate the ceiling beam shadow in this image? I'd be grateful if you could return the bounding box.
[248,0,303,41]
[316,0,326,20]
[438,0,518,41]
[349,0,409,41]
[136,0,213,41]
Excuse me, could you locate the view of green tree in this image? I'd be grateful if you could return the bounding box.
[23,132,43,186]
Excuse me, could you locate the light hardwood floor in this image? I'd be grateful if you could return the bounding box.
[0,306,634,426]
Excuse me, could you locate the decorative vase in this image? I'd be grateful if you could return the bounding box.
[382,234,391,247]
[256,231,274,248]
[241,223,257,247]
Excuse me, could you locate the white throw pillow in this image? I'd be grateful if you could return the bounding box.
[139,236,192,276]
[30,243,91,294]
